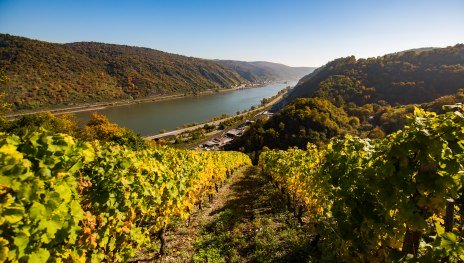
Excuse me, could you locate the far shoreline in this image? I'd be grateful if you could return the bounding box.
[5,81,288,119]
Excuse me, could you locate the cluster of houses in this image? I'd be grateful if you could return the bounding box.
[196,110,276,151]
[255,110,274,120]
[198,120,254,150]
[231,81,273,90]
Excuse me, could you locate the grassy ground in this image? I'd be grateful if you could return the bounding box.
[149,166,319,263]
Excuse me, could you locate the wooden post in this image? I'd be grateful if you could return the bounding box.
[297,205,304,225]
[286,193,292,210]
[402,227,421,257]
[158,228,166,255]
[444,199,454,232]
[459,193,464,233]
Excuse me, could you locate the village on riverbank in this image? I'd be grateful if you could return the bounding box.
[196,110,274,150]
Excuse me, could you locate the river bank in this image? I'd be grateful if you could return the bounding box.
[143,86,287,141]
[5,81,276,119]
[70,82,292,136]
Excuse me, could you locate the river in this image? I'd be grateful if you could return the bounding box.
[74,82,293,136]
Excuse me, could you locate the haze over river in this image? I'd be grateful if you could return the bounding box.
[75,82,293,136]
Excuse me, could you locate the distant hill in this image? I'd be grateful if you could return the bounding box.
[214,60,315,82]
[0,34,311,111]
[286,44,464,106]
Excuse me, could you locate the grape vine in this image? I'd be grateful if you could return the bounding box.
[0,130,251,262]
[260,105,464,261]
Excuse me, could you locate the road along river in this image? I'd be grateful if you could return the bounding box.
[74,82,293,136]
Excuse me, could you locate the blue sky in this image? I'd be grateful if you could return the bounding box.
[1,0,463,66]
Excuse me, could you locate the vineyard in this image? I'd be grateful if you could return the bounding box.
[1,106,464,262]
[260,105,464,261]
[0,131,251,262]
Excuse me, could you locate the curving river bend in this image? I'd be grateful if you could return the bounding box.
[74,82,293,136]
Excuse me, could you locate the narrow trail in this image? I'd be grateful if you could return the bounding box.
[158,165,257,262]
[145,166,317,263]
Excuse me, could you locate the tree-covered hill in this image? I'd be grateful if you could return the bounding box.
[226,97,355,160]
[230,45,464,161]
[287,44,464,105]
[0,34,313,111]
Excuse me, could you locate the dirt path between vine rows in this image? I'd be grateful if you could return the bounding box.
[136,165,317,263]
[159,165,258,262]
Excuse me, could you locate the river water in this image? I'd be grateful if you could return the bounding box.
[74,82,293,136]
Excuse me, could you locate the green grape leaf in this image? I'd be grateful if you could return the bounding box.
[3,205,25,224]
[434,221,445,236]
[54,182,72,202]
[29,202,46,220]
[27,248,50,263]
[13,233,29,258]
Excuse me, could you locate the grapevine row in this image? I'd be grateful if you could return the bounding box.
[260,106,464,261]
[0,131,251,262]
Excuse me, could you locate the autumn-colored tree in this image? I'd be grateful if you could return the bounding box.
[83,113,146,150]
[0,112,80,137]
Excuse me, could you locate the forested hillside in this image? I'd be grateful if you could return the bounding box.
[228,97,355,160]
[287,44,464,105]
[0,34,312,111]
[229,45,464,161]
